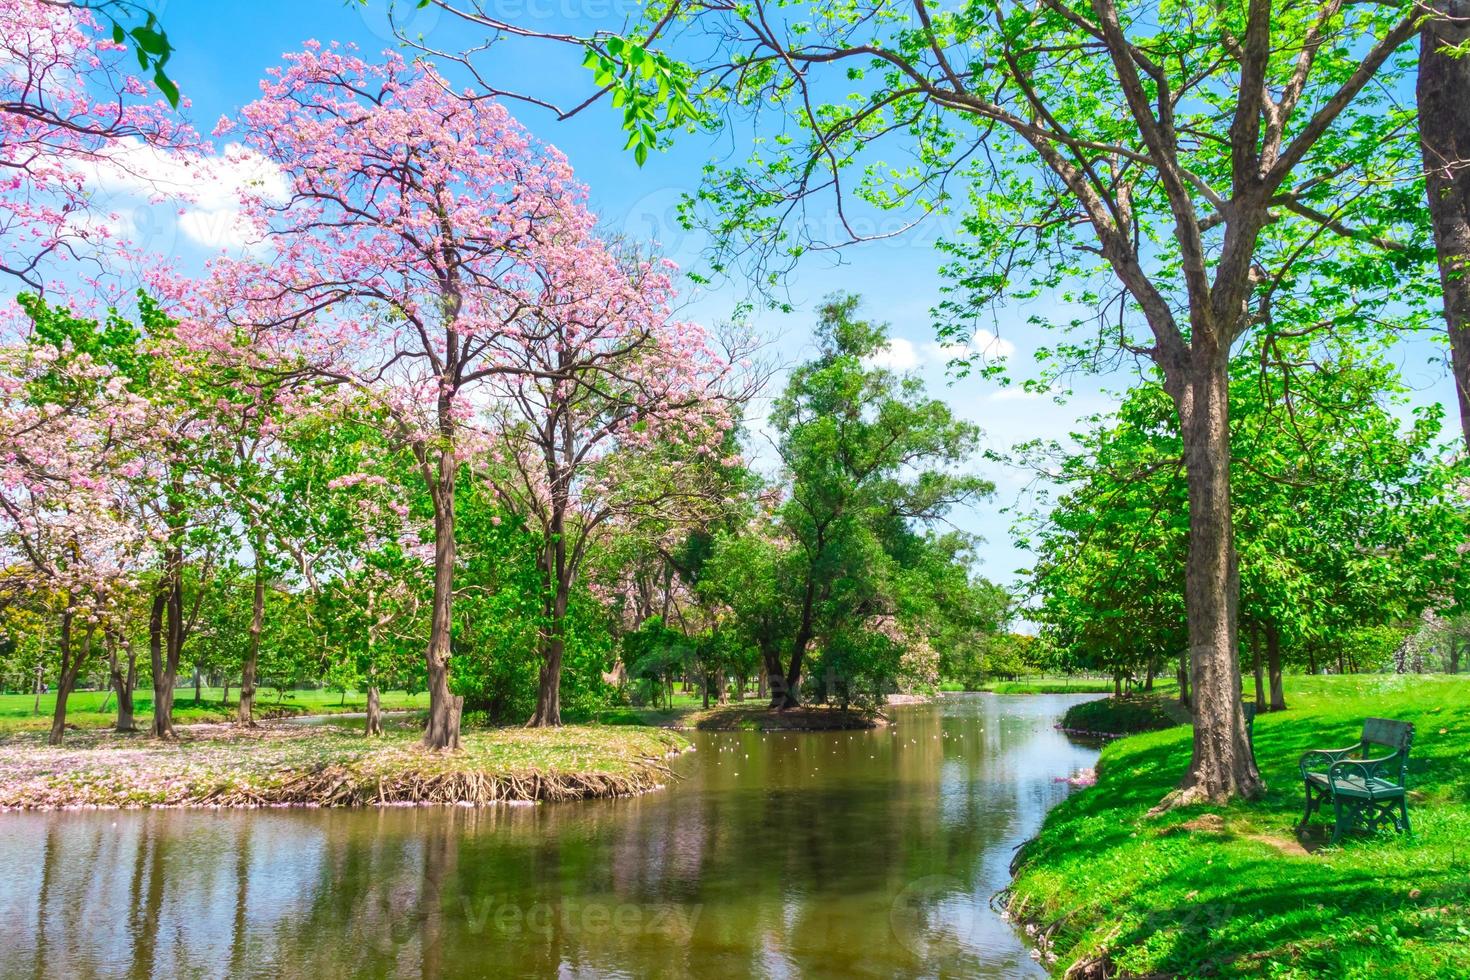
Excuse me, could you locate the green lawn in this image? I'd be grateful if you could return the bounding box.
[941,675,1181,695]
[1008,674,1470,978]
[0,687,430,733]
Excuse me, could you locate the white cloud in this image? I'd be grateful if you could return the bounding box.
[922,329,1016,363]
[865,330,1017,374]
[990,386,1045,401]
[69,138,288,252]
[864,337,921,370]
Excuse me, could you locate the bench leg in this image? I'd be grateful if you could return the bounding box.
[1398,798,1411,837]
[1299,783,1318,829]
[1331,798,1356,845]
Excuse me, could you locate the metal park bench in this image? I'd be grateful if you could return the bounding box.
[1298,717,1414,844]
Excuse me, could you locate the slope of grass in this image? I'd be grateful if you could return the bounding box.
[1060,693,1186,736]
[1008,674,1470,979]
[0,687,430,734]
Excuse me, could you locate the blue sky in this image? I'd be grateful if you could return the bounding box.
[87,1,1464,599]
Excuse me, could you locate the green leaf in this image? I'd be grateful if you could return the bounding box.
[130,27,170,57]
[154,69,180,109]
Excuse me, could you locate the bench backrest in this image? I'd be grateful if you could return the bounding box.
[1361,717,1413,782]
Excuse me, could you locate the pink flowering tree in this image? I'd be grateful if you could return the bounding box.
[0,298,153,743]
[196,46,608,748]
[0,0,191,292]
[481,246,748,726]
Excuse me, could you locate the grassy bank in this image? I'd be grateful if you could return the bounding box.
[1059,693,1188,737]
[595,693,883,730]
[941,676,1181,695]
[0,720,689,810]
[1008,674,1470,978]
[0,687,430,734]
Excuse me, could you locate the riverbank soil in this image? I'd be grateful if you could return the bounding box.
[1008,675,1470,978]
[0,721,688,810]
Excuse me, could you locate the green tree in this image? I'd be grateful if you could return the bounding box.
[762,294,991,706]
[1027,337,1468,711]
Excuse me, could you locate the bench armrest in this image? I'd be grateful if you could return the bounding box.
[1299,743,1361,778]
[1328,753,1402,790]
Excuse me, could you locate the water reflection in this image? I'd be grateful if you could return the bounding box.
[0,694,1098,979]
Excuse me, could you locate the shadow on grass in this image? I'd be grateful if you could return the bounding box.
[1015,686,1470,977]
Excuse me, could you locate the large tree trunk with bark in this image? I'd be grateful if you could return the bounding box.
[1420,0,1470,451]
[238,532,266,727]
[1172,360,1263,803]
[1266,624,1287,711]
[421,454,463,750]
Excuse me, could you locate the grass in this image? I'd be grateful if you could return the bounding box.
[0,717,689,810]
[1008,674,1470,979]
[591,692,882,730]
[1060,692,1187,736]
[0,687,430,733]
[940,675,1181,695]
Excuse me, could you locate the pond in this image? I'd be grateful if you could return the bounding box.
[0,693,1100,979]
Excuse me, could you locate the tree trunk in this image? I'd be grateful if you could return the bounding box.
[527,605,567,726]
[421,452,463,749]
[1144,659,1155,692]
[48,611,82,746]
[1266,624,1287,711]
[1420,0,1470,451]
[1174,359,1262,803]
[238,531,265,727]
[1176,654,1190,710]
[528,503,573,727]
[1251,626,1266,712]
[109,633,138,733]
[1113,672,1123,697]
[32,661,42,715]
[780,577,819,709]
[1450,635,1461,675]
[365,685,383,737]
[192,665,202,706]
[1307,646,1318,676]
[149,575,178,739]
